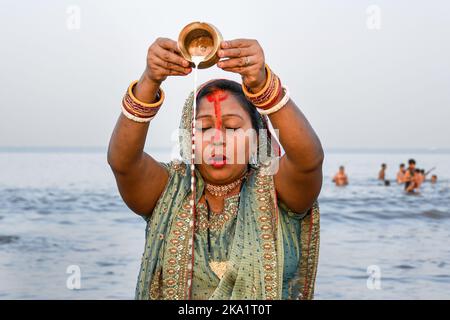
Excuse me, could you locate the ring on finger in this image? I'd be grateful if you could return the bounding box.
[244,56,250,67]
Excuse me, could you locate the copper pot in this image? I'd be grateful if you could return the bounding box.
[178,22,223,69]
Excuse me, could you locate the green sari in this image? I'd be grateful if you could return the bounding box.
[135,89,320,300]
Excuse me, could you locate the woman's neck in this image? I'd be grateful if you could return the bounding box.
[203,185,241,214]
[202,169,248,212]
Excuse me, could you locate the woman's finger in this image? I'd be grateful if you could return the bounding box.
[218,47,255,59]
[222,63,262,74]
[221,39,253,49]
[156,37,182,54]
[152,55,191,74]
[217,55,259,69]
[154,44,191,68]
[167,69,188,76]
[221,66,248,74]
[153,65,186,77]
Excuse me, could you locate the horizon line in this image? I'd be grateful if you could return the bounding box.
[1,146,450,154]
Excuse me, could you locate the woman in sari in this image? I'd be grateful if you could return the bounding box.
[107,37,323,300]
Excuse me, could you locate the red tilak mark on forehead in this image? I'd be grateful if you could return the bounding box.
[206,90,228,142]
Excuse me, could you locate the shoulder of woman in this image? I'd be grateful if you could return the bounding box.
[162,159,188,177]
[250,164,310,219]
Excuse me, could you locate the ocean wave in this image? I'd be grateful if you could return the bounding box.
[0,235,20,245]
[0,187,126,215]
[421,209,449,220]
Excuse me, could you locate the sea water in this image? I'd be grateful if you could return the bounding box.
[0,149,449,299]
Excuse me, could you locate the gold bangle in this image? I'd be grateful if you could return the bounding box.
[127,80,165,108]
[122,95,160,118]
[241,64,272,98]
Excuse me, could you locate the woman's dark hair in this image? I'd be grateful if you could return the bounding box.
[196,79,263,131]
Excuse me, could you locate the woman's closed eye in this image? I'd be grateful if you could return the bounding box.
[196,126,240,131]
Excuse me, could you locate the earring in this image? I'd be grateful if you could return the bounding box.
[250,151,258,165]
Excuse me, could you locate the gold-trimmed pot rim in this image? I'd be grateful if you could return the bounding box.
[178,22,222,69]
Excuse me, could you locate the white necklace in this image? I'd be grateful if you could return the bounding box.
[205,171,249,197]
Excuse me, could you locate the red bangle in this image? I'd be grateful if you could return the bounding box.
[122,81,164,119]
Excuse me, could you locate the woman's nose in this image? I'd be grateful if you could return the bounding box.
[211,139,221,145]
[211,136,224,146]
[210,128,225,146]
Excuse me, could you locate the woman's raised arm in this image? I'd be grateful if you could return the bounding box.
[216,39,324,213]
[107,38,192,218]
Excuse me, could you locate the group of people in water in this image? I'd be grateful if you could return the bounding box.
[333,158,438,193]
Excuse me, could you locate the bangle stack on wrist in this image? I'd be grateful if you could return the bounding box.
[242,64,290,115]
[121,80,165,123]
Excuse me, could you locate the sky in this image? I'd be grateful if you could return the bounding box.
[0,0,449,150]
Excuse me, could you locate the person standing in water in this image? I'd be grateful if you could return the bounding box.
[378,163,387,181]
[396,163,406,184]
[333,166,348,186]
[403,159,416,190]
[431,175,438,184]
[405,168,422,193]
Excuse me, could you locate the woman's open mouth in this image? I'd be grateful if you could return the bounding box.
[209,154,228,169]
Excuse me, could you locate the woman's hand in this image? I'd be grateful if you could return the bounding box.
[216,39,267,93]
[144,37,192,85]
[135,38,192,103]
